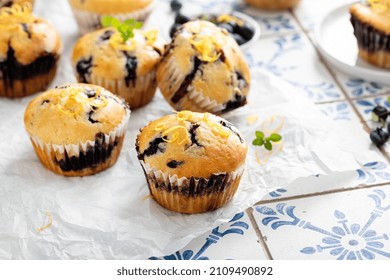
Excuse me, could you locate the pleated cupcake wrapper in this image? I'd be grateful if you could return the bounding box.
[0,57,58,98]
[88,71,157,109]
[159,56,225,113]
[71,4,154,34]
[140,160,244,196]
[29,109,130,174]
[351,14,390,67]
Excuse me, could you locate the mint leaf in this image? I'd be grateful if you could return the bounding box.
[100,16,143,42]
[256,131,264,139]
[264,141,272,151]
[101,16,121,28]
[252,138,264,146]
[269,133,282,142]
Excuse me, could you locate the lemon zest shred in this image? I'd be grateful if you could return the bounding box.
[203,114,232,138]
[109,33,137,51]
[189,34,221,63]
[161,126,191,145]
[368,0,390,13]
[217,14,244,26]
[144,29,159,45]
[246,114,259,125]
[155,122,167,132]
[37,212,53,232]
[176,110,194,122]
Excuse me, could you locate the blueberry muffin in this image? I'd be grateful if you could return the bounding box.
[350,1,390,68]
[24,83,130,177]
[136,111,247,213]
[0,0,34,9]
[157,20,250,114]
[72,27,164,109]
[0,3,61,97]
[244,0,301,10]
[68,0,154,34]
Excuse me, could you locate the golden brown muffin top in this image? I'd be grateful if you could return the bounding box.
[0,0,34,9]
[350,2,390,34]
[68,0,153,14]
[0,3,61,64]
[72,27,164,81]
[136,111,247,178]
[24,83,130,144]
[157,20,250,112]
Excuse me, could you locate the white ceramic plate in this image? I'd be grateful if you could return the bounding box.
[164,11,261,50]
[314,2,390,85]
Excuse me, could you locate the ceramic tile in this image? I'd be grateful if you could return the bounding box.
[254,185,390,260]
[245,32,344,103]
[335,72,390,99]
[353,96,390,123]
[293,0,355,32]
[317,101,360,124]
[150,211,266,260]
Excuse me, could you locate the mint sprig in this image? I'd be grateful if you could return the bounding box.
[101,16,143,42]
[252,131,282,151]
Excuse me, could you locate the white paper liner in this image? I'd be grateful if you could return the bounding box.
[88,71,157,109]
[29,109,130,174]
[71,4,154,34]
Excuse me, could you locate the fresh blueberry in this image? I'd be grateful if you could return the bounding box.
[372,105,388,123]
[170,0,182,12]
[231,33,246,45]
[175,13,191,24]
[170,23,181,38]
[370,127,389,147]
[218,23,234,33]
[237,23,255,40]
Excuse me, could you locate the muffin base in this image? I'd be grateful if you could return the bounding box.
[140,161,245,214]
[87,71,157,109]
[0,61,58,98]
[244,0,300,10]
[71,3,154,34]
[359,49,390,69]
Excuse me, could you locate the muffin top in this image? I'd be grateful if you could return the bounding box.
[0,3,61,64]
[68,0,153,14]
[136,111,247,178]
[158,20,250,113]
[0,0,34,9]
[350,2,390,34]
[72,27,164,85]
[24,83,130,144]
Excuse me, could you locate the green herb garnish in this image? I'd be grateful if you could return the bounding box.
[252,131,282,151]
[101,16,144,42]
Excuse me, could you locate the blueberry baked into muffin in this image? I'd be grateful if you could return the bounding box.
[24,83,130,177]
[68,0,154,34]
[72,20,164,109]
[0,3,61,97]
[136,111,247,213]
[350,0,390,68]
[157,20,250,114]
[0,0,34,9]
[244,0,301,10]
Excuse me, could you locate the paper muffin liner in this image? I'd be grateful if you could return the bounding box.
[139,161,245,214]
[244,0,300,10]
[351,14,390,68]
[0,57,58,98]
[158,56,226,114]
[29,110,130,177]
[87,71,157,109]
[71,3,154,34]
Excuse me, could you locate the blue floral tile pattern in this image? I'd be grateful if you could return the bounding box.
[317,101,358,122]
[354,96,390,121]
[254,186,390,260]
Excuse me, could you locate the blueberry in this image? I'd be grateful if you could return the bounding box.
[218,23,234,33]
[170,0,182,12]
[372,105,388,123]
[237,23,255,40]
[370,127,389,147]
[170,23,181,38]
[231,33,246,45]
[175,13,190,24]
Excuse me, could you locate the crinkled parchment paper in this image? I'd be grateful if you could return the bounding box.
[0,0,379,259]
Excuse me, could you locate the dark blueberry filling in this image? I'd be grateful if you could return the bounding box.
[99,30,114,42]
[55,85,70,89]
[167,160,184,168]
[41,99,50,105]
[222,94,247,113]
[169,13,255,46]
[88,110,99,124]
[1,1,13,8]
[188,123,202,147]
[220,120,244,143]
[85,88,97,98]
[138,137,167,161]
[350,14,390,53]
[76,57,93,83]
[0,46,57,94]
[171,56,203,104]
[55,133,118,172]
[21,23,31,39]
[123,52,137,87]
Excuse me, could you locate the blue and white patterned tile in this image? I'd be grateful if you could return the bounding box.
[264,161,390,201]
[353,96,390,124]
[149,211,266,260]
[293,0,355,32]
[254,185,390,259]
[335,72,390,99]
[245,32,344,103]
[317,101,360,124]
